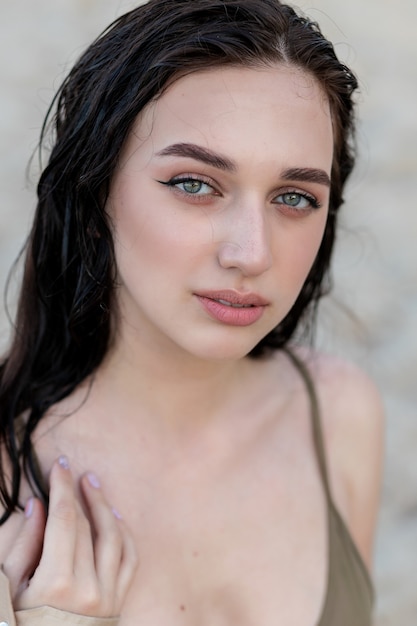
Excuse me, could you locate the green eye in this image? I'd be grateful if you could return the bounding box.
[281,193,309,208]
[274,191,320,211]
[181,180,206,194]
[158,175,219,200]
[160,177,216,195]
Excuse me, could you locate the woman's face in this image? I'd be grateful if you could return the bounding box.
[107,65,333,361]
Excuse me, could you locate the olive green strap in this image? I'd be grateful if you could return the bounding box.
[283,347,332,502]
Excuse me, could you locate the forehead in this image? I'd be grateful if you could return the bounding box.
[124,65,334,172]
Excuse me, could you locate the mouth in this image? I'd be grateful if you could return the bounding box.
[214,299,255,309]
[195,290,269,307]
[194,290,268,327]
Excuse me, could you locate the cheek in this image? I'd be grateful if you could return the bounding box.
[281,215,328,285]
[111,192,216,271]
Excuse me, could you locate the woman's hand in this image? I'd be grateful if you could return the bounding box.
[2,457,138,617]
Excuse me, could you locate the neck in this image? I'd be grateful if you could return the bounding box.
[94,327,252,433]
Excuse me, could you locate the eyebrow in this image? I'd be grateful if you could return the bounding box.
[281,167,331,188]
[156,143,237,172]
[156,142,330,187]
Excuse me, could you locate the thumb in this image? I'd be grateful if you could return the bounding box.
[3,498,46,601]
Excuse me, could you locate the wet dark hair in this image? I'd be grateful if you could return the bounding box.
[0,0,358,517]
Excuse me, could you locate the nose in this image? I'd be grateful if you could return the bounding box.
[217,200,273,276]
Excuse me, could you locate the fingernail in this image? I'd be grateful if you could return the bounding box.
[58,455,70,470]
[112,507,123,520]
[25,497,34,518]
[87,472,101,489]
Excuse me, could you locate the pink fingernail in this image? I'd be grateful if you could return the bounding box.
[112,507,123,520]
[25,498,34,518]
[87,472,101,489]
[58,455,70,469]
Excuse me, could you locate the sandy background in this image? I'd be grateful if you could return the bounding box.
[0,1,416,623]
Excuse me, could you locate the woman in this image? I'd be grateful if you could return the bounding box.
[0,1,383,625]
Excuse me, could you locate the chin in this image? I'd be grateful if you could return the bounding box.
[183,334,264,362]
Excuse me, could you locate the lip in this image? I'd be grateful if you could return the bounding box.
[195,290,269,307]
[195,290,269,327]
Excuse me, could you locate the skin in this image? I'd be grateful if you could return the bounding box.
[2,459,137,616]
[0,65,383,625]
[108,65,332,364]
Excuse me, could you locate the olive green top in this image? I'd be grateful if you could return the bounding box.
[286,349,374,626]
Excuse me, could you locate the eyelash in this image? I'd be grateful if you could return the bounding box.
[158,175,219,200]
[158,175,321,212]
[273,190,321,212]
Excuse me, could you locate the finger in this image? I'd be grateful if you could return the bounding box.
[37,456,77,579]
[19,457,100,613]
[3,498,46,601]
[72,494,97,585]
[80,473,124,598]
[115,513,138,607]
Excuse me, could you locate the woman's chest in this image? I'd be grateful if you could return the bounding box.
[33,392,331,625]
[118,536,327,626]
[110,463,328,626]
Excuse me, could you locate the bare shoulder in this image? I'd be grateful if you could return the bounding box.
[302,349,383,427]
[292,347,384,568]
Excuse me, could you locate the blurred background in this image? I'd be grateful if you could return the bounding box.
[0,1,416,623]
